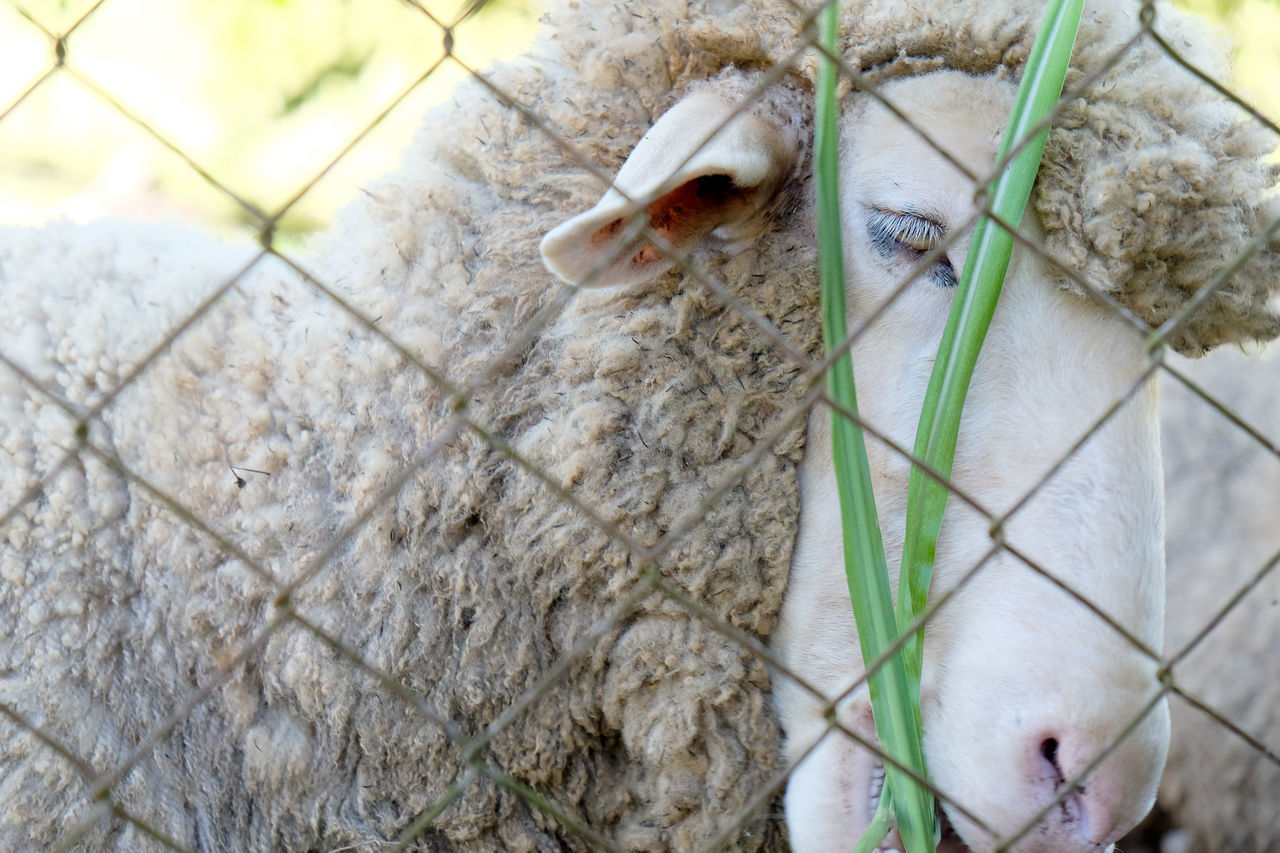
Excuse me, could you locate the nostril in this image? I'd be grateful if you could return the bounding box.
[1032,736,1120,846]
[1036,736,1088,828]
[1039,737,1065,785]
[1041,738,1059,769]
[1014,713,1167,849]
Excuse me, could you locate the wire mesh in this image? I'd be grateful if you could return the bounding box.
[0,0,1277,851]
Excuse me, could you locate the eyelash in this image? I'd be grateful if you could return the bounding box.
[866,208,959,289]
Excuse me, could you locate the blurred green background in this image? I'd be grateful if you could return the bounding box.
[0,0,1275,240]
[0,0,545,237]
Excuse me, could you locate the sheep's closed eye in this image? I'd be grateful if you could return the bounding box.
[866,208,959,288]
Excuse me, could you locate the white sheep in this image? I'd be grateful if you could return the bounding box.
[1,1,1277,851]
[1156,346,1280,853]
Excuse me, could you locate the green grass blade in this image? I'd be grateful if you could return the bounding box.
[852,792,896,853]
[814,3,934,851]
[895,0,1084,683]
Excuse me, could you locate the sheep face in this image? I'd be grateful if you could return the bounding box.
[774,72,1169,852]
[543,69,1168,853]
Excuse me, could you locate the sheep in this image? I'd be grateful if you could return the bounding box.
[1,1,1277,852]
[1157,345,1280,852]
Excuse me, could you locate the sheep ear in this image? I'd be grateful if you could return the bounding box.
[541,92,797,288]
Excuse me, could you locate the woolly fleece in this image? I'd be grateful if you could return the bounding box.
[1160,348,1280,852]
[1,0,1277,851]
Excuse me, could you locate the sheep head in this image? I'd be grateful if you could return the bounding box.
[542,64,1171,853]
[539,0,1278,849]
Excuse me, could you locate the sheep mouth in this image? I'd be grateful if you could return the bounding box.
[867,760,971,853]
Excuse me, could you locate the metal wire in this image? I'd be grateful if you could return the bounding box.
[0,0,1276,850]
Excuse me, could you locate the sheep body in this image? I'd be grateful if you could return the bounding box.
[1,1,1278,850]
[0,68,819,849]
[1160,347,1280,852]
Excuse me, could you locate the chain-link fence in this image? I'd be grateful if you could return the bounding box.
[1,0,1277,851]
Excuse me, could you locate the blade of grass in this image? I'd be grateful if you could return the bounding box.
[895,0,1084,688]
[814,2,934,851]
[852,792,896,853]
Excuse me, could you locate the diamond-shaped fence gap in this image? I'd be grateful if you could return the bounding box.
[0,760,134,853]
[0,73,254,229]
[233,612,473,850]
[1161,676,1280,851]
[0,353,83,522]
[978,372,1170,637]
[390,577,660,850]
[1164,557,1280,751]
[985,376,1174,662]
[62,0,449,227]
[261,51,454,230]
[283,611,461,740]
[252,0,539,232]
[642,385,820,586]
[0,220,262,419]
[1160,348,1280,656]
[481,765,627,853]
[247,254,615,600]
[268,144,590,416]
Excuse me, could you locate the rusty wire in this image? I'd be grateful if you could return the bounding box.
[0,0,1277,850]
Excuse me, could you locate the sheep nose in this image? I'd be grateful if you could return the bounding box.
[1022,734,1130,850]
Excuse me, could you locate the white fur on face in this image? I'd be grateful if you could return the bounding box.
[774,72,1169,853]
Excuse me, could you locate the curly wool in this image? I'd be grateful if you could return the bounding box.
[1,19,818,850]
[1,1,1277,851]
